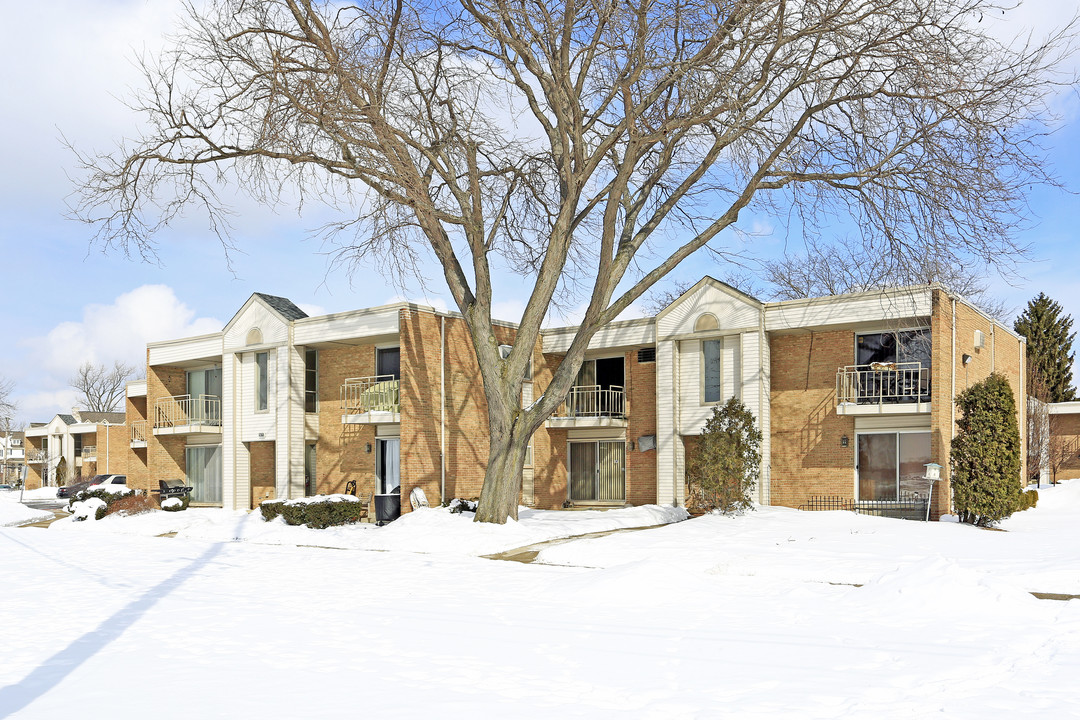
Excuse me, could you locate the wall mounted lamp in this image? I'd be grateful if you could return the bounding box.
[840,435,849,448]
[962,353,973,365]
[365,443,372,453]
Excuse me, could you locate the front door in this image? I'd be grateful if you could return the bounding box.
[568,441,625,503]
[377,438,400,495]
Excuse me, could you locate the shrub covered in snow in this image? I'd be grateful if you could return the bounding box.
[260,494,365,529]
[951,373,1022,526]
[446,498,478,514]
[108,493,158,517]
[161,495,190,512]
[68,486,135,521]
[685,398,762,514]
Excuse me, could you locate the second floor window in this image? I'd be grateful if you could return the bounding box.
[256,352,269,412]
[377,347,400,380]
[305,348,318,413]
[703,339,723,403]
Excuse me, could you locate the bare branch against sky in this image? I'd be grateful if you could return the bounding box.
[69,361,138,413]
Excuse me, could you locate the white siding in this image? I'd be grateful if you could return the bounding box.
[281,342,306,499]
[222,353,245,510]
[239,351,276,442]
[655,339,678,505]
[678,334,744,434]
[223,300,289,351]
[657,282,761,338]
[293,307,400,345]
[758,329,771,505]
[765,288,933,331]
[148,334,223,366]
[126,380,147,398]
[542,319,655,353]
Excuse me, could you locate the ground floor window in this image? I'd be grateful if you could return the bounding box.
[857,432,931,501]
[304,443,317,497]
[568,440,625,503]
[186,445,223,505]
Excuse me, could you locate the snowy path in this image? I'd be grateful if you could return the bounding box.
[2,489,1080,717]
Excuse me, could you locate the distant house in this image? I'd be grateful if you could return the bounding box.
[114,282,1024,519]
[23,410,127,488]
[0,430,24,484]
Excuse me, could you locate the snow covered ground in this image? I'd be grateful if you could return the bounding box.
[2,486,1079,718]
[0,491,56,527]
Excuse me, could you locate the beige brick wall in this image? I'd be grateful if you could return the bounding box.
[769,330,856,508]
[125,394,150,493]
[146,360,187,485]
[250,440,276,504]
[1050,413,1080,482]
[24,435,42,489]
[626,349,658,506]
[314,344,378,498]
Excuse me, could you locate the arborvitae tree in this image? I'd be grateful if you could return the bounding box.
[54,457,69,488]
[686,398,762,514]
[950,373,1022,526]
[1014,293,1076,402]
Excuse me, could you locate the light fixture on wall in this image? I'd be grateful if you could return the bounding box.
[962,353,973,365]
[840,435,849,448]
[365,443,372,453]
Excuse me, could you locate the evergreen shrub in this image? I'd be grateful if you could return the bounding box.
[950,373,1022,526]
[1016,489,1039,512]
[260,495,365,529]
[685,397,762,514]
[161,495,191,512]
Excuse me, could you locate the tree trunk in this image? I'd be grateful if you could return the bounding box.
[473,418,530,524]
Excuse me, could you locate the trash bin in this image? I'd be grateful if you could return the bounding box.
[374,492,401,525]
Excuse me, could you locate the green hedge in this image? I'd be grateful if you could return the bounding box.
[1017,489,1039,512]
[161,494,191,512]
[260,495,366,529]
[68,487,134,519]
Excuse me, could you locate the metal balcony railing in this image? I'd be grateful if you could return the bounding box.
[131,420,147,443]
[553,385,627,419]
[81,446,96,458]
[340,376,400,414]
[154,394,222,429]
[836,362,930,407]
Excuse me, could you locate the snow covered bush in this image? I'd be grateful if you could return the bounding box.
[951,373,1022,526]
[68,486,135,520]
[446,498,478,514]
[260,494,366,529]
[108,493,157,517]
[70,497,108,521]
[161,495,190,512]
[685,398,762,514]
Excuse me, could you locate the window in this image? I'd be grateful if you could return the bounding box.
[377,347,400,380]
[305,349,318,413]
[255,352,269,412]
[73,434,82,456]
[703,339,723,403]
[857,431,932,501]
[855,329,932,402]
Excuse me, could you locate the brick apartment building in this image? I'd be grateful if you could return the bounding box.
[24,280,1028,519]
[23,411,127,487]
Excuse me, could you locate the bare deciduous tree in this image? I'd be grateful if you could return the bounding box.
[764,236,1012,318]
[69,361,137,413]
[0,376,15,430]
[72,0,1075,522]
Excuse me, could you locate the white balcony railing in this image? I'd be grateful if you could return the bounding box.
[131,420,147,444]
[553,385,627,419]
[340,376,400,415]
[836,362,930,407]
[154,394,222,430]
[81,446,96,459]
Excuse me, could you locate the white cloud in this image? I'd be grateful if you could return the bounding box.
[17,285,221,419]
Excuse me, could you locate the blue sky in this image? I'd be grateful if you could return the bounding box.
[2,0,1078,421]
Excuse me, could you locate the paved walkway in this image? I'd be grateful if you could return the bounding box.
[482,523,666,564]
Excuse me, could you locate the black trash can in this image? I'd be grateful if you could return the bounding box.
[374,492,401,525]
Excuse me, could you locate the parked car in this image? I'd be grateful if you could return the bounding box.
[87,475,127,492]
[57,476,102,499]
[0,484,12,491]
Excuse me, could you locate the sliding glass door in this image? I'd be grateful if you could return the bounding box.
[857,432,932,501]
[568,441,625,503]
[186,445,223,505]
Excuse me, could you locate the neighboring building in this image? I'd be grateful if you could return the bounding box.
[1040,401,1080,483]
[0,430,24,484]
[120,283,1025,519]
[23,410,127,488]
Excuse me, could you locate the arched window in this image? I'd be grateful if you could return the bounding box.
[694,313,719,332]
[246,327,263,346]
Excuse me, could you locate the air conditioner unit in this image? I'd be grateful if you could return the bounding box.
[974,330,985,349]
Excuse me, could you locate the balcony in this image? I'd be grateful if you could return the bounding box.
[81,446,97,460]
[154,394,223,435]
[546,385,628,428]
[130,420,147,448]
[836,362,931,415]
[341,376,400,424]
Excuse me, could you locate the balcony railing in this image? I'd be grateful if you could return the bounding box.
[154,394,222,430]
[553,385,627,419]
[340,376,400,415]
[131,420,147,444]
[81,446,96,459]
[836,362,930,407]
